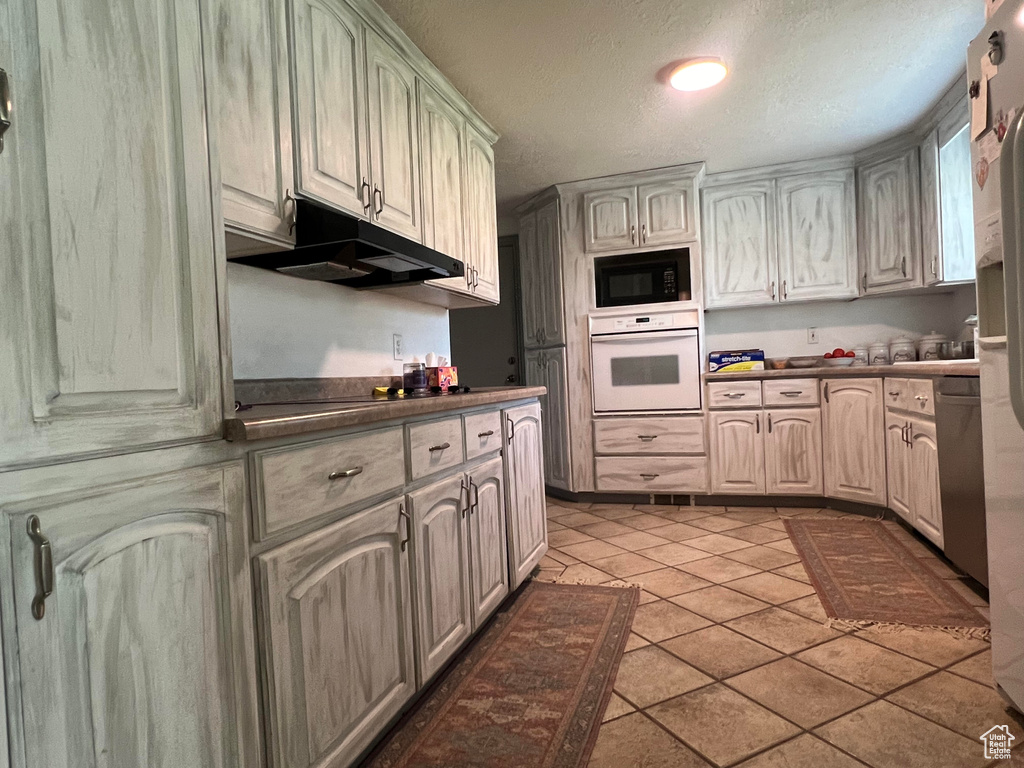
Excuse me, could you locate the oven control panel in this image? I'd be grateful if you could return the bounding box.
[611,315,674,331]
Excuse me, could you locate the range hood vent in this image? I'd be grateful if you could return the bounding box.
[232,199,464,289]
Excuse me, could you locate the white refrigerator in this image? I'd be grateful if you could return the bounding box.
[969,0,1024,714]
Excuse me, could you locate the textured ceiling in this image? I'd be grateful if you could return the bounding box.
[375,0,984,224]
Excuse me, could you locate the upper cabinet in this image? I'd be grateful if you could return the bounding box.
[638,179,699,247]
[703,180,779,307]
[520,199,565,348]
[0,0,224,467]
[584,187,639,252]
[463,123,501,302]
[857,147,922,294]
[920,129,942,286]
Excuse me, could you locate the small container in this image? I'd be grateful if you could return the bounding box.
[868,343,890,366]
[916,332,948,361]
[850,347,869,366]
[890,337,917,364]
[403,362,427,391]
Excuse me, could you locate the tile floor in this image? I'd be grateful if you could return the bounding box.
[538,499,1023,768]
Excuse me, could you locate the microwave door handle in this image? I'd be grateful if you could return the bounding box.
[1004,107,1024,428]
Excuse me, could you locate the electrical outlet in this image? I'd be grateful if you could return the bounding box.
[393,334,403,360]
[807,327,819,344]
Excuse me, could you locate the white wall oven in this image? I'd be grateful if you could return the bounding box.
[590,308,702,413]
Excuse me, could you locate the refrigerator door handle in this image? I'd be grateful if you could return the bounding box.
[1002,107,1024,429]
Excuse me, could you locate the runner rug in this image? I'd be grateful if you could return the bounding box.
[362,581,638,768]
[785,518,989,638]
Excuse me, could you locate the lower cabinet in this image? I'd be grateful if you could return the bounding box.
[503,402,548,588]
[7,463,258,768]
[524,346,573,491]
[822,378,887,505]
[709,410,766,494]
[256,495,416,768]
[909,419,942,547]
[764,408,823,495]
[886,411,913,522]
[467,456,510,625]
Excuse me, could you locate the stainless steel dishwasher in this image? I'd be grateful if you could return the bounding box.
[934,377,988,587]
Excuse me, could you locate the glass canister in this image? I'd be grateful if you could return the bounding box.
[868,343,890,366]
[403,362,427,391]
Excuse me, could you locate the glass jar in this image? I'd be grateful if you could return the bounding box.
[403,362,427,391]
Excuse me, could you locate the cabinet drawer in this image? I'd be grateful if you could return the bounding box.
[908,379,935,417]
[595,457,708,493]
[407,417,466,480]
[763,379,819,406]
[253,428,405,538]
[883,378,912,411]
[464,410,503,460]
[594,417,705,455]
[707,380,763,408]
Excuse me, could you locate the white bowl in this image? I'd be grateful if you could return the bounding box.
[823,357,855,367]
[788,356,820,368]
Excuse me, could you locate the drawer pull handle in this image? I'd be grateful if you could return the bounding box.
[429,442,451,452]
[915,395,929,402]
[477,430,495,438]
[888,391,901,398]
[640,473,660,481]
[28,516,53,621]
[780,391,803,397]
[398,503,411,551]
[637,435,658,441]
[723,393,746,399]
[328,467,363,480]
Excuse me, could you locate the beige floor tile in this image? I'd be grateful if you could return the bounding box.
[646,522,709,542]
[887,671,1020,740]
[658,507,718,523]
[726,506,779,514]
[686,533,756,555]
[728,658,874,728]
[764,539,798,554]
[603,530,673,552]
[780,594,829,623]
[619,513,679,531]
[543,548,579,566]
[661,625,781,679]
[860,627,989,667]
[734,733,865,768]
[949,649,995,687]
[689,515,750,532]
[578,520,637,539]
[547,528,593,548]
[613,645,713,707]
[534,568,563,583]
[588,712,710,768]
[723,509,780,524]
[724,545,801,570]
[726,607,842,654]
[632,503,682,514]
[761,519,788,531]
[947,578,990,607]
[538,554,568,570]
[775,506,825,517]
[677,555,762,584]
[796,635,934,695]
[556,563,614,584]
[727,572,816,604]
[642,542,714,566]
[559,539,627,561]
[649,684,800,766]
[631,600,713,642]
[546,520,567,531]
[727,524,790,545]
[670,585,771,623]
[592,552,664,578]
[771,562,812,583]
[917,554,964,580]
[588,505,644,520]
[624,632,650,651]
[553,510,607,528]
[815,700,986,768]
[601,693,635,722]
[634,568,713,598]
[638,590,660,604]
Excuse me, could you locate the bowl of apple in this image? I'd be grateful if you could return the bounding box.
[823,348,856,366]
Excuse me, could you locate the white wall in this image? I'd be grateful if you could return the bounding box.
[228,263,451,379]
[705,285,977,357]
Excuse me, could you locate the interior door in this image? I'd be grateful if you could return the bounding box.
[703,181,779,307]
[885,411,913,523]
[591,330,701,412]
[467,456,509,625]
[910,418,943,548]
[709,410,766,494]
[584,187,639,253]
[764,408,823,495]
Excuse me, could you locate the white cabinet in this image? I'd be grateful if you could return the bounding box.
[467,457,510,624]
[920,129,942,286]
[524,348,573,491]
[709,411,766,494]
[584,187,639,252]
[822,378,887,505]
[0,0,224,468]
[886,411,913,522]
[703,181,779,307]
[520,200,565,348]
[503,403,548,588]
[257,494,415,768]
[776,170,858,302]
[408,473,472,681]
[909,418,943,548]
[858,148,922,294]
[365,28,421,241]
[764,408,823,495]
[638,180,699,247]
[463,122,500,303]
[9,463,258,768]
[214,0,295,252]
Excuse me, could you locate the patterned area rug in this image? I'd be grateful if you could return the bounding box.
[362,581,638,768]
[785,518,989,639]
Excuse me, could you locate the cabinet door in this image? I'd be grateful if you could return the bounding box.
[709,411,766,494]
[292,0,370,218]
[365,29,421,241]
[822,379,887,505]
[503,403,548,588]
[409,473,472,681]
[0,0,223,466]
[463,123,500,302]
[584,187,639,253]
[214,0,295,250]
[525,349,573,491]
[519,212,543,346]
[256,496,415,768]
[520,202,565,348]
[920,129,942,286]
[910,419,943,548]
[9,464,257,768]
[467,456,509,625]
[884,412,912,523]
[420,83,466,278]
[858,149,921,293]
[776,170,858,302]
[638,180,698,247]
[765,409,823,495]
[703,181,779,308]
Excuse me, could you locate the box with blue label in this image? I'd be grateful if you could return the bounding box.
[708,350,765,372]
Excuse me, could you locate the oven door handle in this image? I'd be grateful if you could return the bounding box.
[591,329,698,344]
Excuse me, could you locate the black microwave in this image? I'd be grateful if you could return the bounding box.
[595,254,684,308]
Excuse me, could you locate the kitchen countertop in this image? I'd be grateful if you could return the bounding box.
[224,385,547,442]
[705,360,980,381]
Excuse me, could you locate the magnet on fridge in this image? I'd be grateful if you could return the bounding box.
[972,74,990,141]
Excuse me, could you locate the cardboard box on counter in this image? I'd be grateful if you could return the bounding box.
[709,350,765,372]
[427,366,458,388]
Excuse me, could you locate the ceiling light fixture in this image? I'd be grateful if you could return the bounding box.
[669,58,728,92]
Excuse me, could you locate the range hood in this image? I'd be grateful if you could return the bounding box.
[232,199,464,288]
